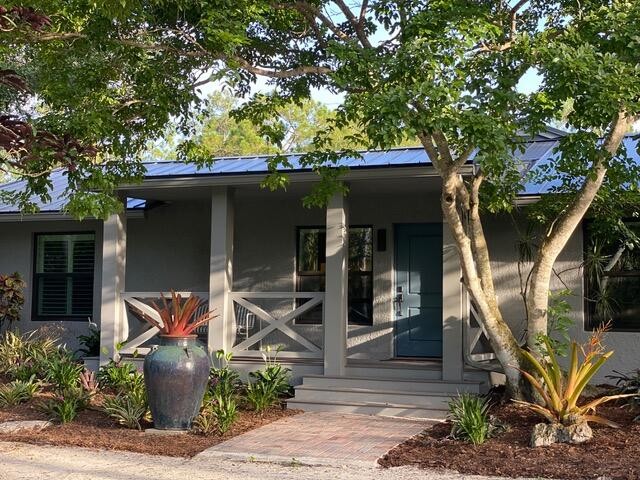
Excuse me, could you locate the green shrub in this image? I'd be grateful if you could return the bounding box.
[0,272,26,330]
[76,321,100,358]
[607,369,640,419]
[103,391,149,430]
[40,388,89,424]
[210,350,241,399]
[447,393,492,445]
[246,379,279,412]
[0,330,61,380]
[0,377,40,407]
[249,363,291,398]
[97,360,143,394]
[194,393,238,435]
[46,356,83,393]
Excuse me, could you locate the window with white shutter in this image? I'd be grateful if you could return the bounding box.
[33,233,95,320]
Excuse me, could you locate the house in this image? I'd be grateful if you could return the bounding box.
[0,128,638,419]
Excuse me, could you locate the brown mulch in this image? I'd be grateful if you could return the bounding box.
[0,395,299,457]
[379,402,640,480]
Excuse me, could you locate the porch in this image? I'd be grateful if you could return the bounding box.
[99,175,496,418]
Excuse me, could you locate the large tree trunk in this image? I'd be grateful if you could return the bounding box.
[525,111,634,352]
[422,111,633,399]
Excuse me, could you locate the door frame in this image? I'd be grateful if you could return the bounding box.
[392,222,444,358]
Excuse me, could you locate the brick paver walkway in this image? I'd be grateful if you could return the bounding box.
[196,412,431,466]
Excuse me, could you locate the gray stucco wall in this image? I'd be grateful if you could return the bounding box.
[0,219,103,351]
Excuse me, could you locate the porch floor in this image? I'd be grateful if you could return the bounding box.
[195,411,431,467]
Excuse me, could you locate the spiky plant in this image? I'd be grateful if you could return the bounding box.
[516,327,634,428]
[131,291,217,337]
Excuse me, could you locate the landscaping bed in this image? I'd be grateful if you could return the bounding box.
[0,389,298,457]
[380,401,640,480]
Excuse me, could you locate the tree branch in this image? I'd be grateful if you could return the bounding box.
[332,0,372,48]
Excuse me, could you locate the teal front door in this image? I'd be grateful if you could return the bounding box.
[394,224,443,358]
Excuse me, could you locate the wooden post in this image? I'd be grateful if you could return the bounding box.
[442,221,464,381]
[208,187,234,357]
[99,201,127,366]
[323,192,349,376]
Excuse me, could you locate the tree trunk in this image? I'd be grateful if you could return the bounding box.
[525,111,634,352]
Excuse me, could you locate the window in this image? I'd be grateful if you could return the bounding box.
[296,226,373,325]
[33,233,95,320]
[584,222,640,331]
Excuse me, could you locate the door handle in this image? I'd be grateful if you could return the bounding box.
[394,286,403,316]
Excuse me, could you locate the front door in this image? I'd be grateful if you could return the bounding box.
[394,223,443,357]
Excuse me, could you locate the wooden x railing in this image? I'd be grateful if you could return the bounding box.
[229,292,324,359]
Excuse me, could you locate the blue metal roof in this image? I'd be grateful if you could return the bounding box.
[0,128,635,215]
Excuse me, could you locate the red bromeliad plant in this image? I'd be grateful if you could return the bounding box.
[134,291,217,337]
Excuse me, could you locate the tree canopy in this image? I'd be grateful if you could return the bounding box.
[3,0,640,397]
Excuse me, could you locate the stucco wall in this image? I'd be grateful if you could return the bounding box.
[126,200,211,293]
[0,219,103,351]
[232,186,443,360]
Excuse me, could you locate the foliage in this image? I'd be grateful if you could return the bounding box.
[76,321,100,358]
[210,350,241,400]
[131,291,216,337]
[0,376,40,407]
[0,272,25,329]
[102,389,149,430]
[516,329,634,427]
[246,380,279,413]
[45,356,83,393]
[249,345,292,398]
[40,388,89,424]
[0,329,62,381]
[447,394,493,446]
[195,392,238,435]
[536,290,574,358]
[79,368,98,397]
[97,360,143,394]
[606,369,640,420]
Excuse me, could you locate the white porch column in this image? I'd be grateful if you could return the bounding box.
[323,192,349,376]
[99,201,127,366]
[208,187,234,356]
[442,222,464,381]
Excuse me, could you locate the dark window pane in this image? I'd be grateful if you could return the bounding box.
[296,226,373,325]
[34,233,95,320]
[585,222,640,331]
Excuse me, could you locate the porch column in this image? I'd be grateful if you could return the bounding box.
[208,187,234,356]
[99,199,127,366]
[324,192,349,376]
[442,222,464,381]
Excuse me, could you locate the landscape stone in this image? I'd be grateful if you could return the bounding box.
[0,420,52,434]
[530,421,593,447]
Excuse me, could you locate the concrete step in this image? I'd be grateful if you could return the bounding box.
[301,375,484,394]
[286,399,448,420]
[293,385,452,409]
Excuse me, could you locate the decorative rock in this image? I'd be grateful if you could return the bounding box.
[0,420,52,434]
[530,421,593,447]
[144,428,188,436]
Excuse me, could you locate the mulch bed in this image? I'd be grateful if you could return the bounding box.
[0,395,298,457]
[380,402,640,480]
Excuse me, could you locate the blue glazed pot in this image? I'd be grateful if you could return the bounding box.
[143,336,210,430]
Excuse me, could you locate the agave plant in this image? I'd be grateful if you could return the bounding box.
[132,291,217,337]
[516,328,633,428]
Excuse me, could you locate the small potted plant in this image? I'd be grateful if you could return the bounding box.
[132,291,216,431]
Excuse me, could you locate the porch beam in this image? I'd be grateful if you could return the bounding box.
[442,222,464,381]
[323,192,349,376]
[99,199,127,365]
[208,187,234,356]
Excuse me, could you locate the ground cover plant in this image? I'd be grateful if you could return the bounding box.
[0,335,297,456]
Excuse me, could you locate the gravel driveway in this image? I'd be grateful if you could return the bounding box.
[0,441,523,480]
